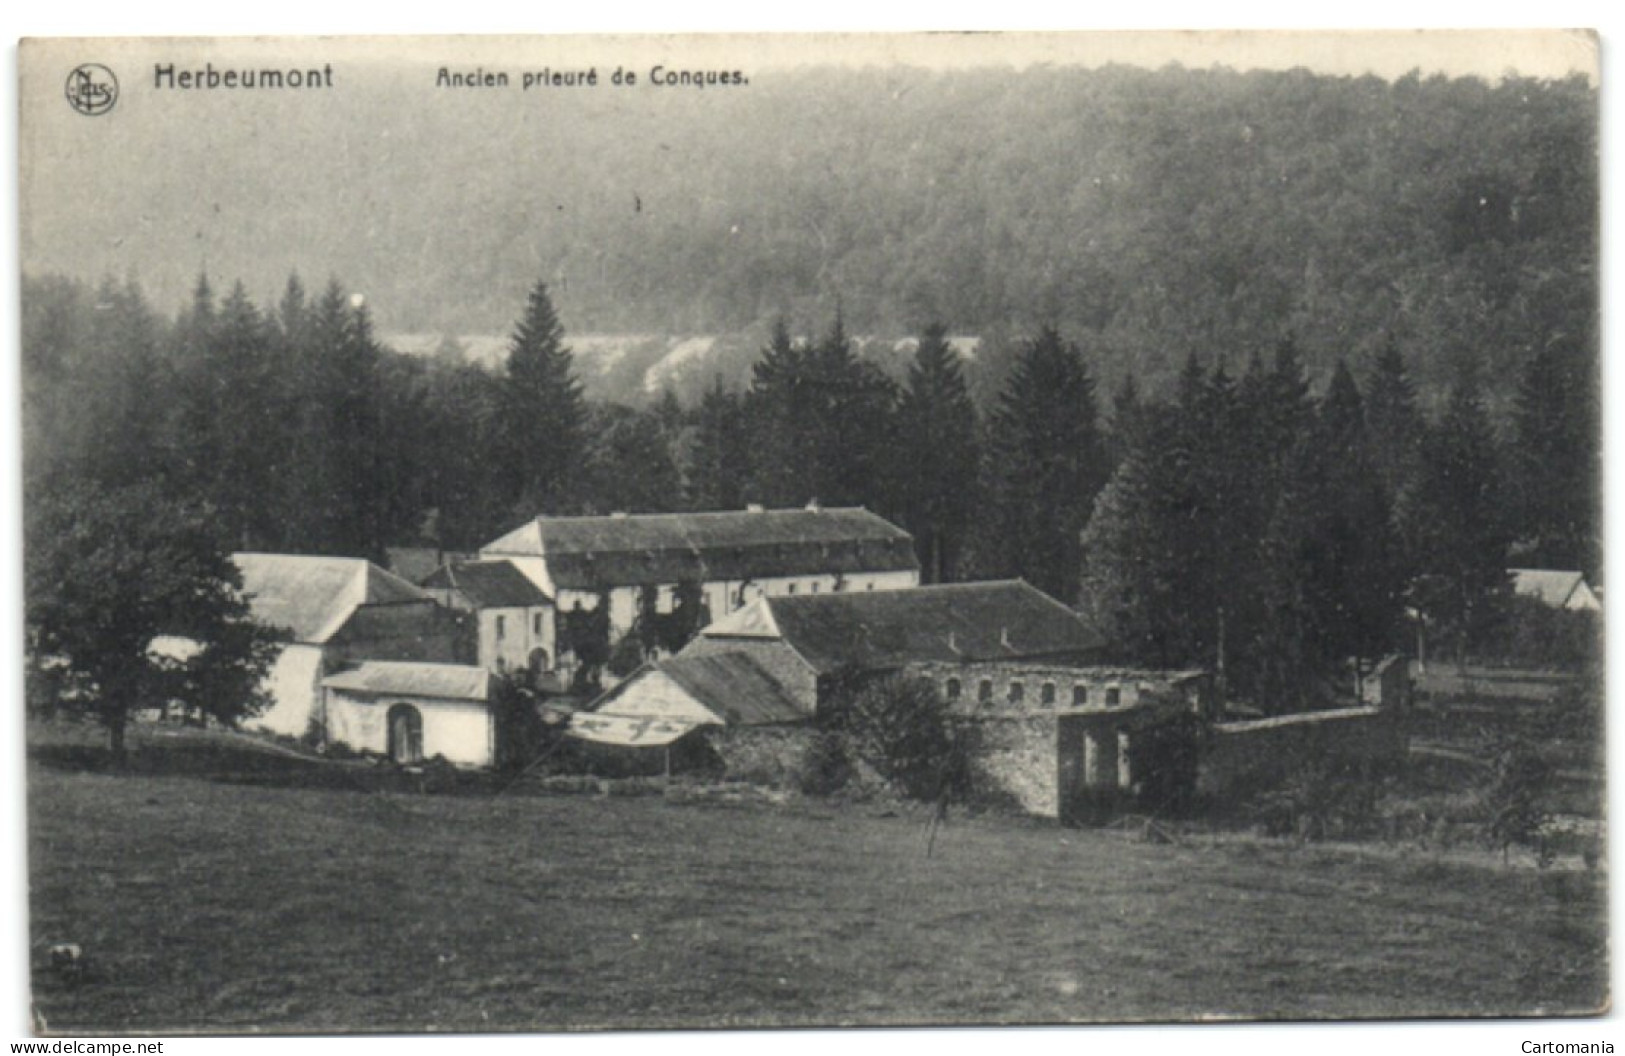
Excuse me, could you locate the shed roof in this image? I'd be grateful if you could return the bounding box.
[421,560,552,609]
[654,652,807,725]
[482,507,917,589]
[697,580,1102,674]
[233,553,431,643]
[322,661,490,702]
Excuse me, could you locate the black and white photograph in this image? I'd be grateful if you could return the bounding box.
[11,26,1609,1039]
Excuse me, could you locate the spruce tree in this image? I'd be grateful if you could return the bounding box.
[1397,378,1513,663]
[688,376,749,511]
[1511,334,1599,573]
[982,325,1107,602]
[1364,336,1424,504]
[501,281,586,515]
[896,323,979,582]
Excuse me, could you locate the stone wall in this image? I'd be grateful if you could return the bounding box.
[702,725,822,789]
[1200,706,1406,797]
[964,714,1060,817]
[908,659,1212,718]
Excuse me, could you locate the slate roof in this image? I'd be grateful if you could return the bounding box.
[421,560,552,609]
[481,507,917,590]
[654,652,807,725]
[1510,568,1597,609]
[233,553,431,644]
[322,661,490,702]
[384,546,477,585]
[696,580,1103,674]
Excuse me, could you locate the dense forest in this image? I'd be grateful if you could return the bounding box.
[21,63,1600,711]
[24,64,1597,406]
[21,262,1598,710]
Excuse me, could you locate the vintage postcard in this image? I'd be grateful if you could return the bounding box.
[16,31,1606,1036]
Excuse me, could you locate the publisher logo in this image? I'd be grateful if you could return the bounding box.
[65,64,118,116]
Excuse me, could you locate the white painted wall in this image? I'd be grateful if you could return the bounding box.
[325,692,495,768]
[557,568,921,639]
[245,644,326,737]
[479,605,555,673]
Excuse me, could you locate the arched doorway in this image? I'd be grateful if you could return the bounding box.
[387,703,423,765]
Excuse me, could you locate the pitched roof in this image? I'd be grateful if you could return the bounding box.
[322,661,490,702]
[384,546,476,585]
[1510,568,1594,609]
[481,507,918,589]
[232,553,430,643]
[421,560,552,608]
[654,652,807,725]
[697,580,1102,673]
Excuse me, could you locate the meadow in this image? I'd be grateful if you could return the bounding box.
[26,722,1607,1033]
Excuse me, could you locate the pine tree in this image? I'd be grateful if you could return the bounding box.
[744,312,898,511]
[1398,378,1513,663]
[1364,336,1423,504]
[201,282,284,549]
[500,281,586,515]
[78,277,172,492]
[1511,333,1599,574]
[895,323,979,582]
[279,281,386,556]
[688,376,749,511]
[584,403,683,514]
[745,318,810,505]
[981,325,1107,602]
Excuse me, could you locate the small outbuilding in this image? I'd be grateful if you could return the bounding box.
[322,661,494,767]
[588,651,807,728]
[1510,568,1602,613]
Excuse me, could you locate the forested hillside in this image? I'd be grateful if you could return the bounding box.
[24,63,1596,402]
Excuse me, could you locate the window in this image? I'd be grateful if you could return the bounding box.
[495,614,507,641]
[788,583,797,595]
[945,678,962,702]
[978,680,994,704]
[866,582,874,591]
[1105,685,1121,706]
[1008,681,1025,705]
[1073,684,1089,706]
[1041,682,1057,706]
[811,582,820,593]
[533,612,544,636]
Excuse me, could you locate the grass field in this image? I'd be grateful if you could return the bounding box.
[27,722,1607,1033]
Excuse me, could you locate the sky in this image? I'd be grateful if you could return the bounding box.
[3,2,1622,1052]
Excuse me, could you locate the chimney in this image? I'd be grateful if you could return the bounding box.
[947,630,960,655]
[1000,627,1012,650]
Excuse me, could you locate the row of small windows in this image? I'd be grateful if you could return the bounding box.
[942,677,1122,708]
[783,580,877,595]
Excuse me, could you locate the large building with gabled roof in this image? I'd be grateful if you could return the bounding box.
[643,579,1106,718]
[478,505,920,644]
[233,553,467,738]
